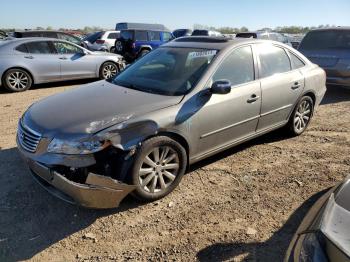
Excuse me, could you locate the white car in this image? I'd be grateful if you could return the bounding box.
[82,31,120,53]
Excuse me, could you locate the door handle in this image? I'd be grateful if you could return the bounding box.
[24,55,34,59]
[291,82,301,90]
[59,57,68,60]
[247,94,260,103]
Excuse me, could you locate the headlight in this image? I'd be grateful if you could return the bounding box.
[47,138,109,154]
[300,233,328,262]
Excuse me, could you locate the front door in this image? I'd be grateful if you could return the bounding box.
[52,41,96,80]
[194,45,262,156]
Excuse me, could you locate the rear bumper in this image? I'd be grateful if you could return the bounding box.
[19,150,136,209]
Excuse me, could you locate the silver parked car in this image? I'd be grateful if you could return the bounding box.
[17,37,326,208]
[0,38,125,92]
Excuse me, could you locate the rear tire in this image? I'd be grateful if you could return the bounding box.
[130,136,187,202]
[110,47,115,53]
[99,62,119,80]
[3,68,32,92]
[286,96,314,136]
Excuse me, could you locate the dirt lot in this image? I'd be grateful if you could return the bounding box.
[0,81,349,262]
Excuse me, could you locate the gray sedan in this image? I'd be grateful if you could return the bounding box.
[17,37,326,208]
[0,38,125,92]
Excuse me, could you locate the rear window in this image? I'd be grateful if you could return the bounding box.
[120,30,134,41]
[107,32,119,39]
[135,31,148,41]
[26,41,53,54]
[149,31,161,41]
[258,44,291,78]
[299,30,350,50]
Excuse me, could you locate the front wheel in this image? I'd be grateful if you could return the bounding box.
[130,136,187,202]
[99,62,119,80]
[287,96,314,136]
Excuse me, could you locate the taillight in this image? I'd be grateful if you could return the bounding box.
[96,39,105,44]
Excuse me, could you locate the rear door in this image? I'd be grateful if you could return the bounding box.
[255,43,304,131]
[52,41,97,80]
[23,40,61,82]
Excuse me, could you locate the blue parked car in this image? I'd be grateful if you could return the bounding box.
[114,28,174,61]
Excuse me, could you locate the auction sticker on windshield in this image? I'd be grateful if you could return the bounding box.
[188,50,217,59]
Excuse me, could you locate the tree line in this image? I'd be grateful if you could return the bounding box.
[1,24,338,34]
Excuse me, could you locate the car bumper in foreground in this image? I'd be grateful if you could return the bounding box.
[20,152,136,209]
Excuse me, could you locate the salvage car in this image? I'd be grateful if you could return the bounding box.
[0,38,125,92]
[17,37,326,208]
[298,27,350,88]
[285,177,350,262]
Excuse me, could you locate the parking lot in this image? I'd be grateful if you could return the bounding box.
[0,81,349,261]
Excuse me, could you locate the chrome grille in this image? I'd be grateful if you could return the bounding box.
[17,122,41,153]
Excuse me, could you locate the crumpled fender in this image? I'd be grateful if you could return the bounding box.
[97,120,159,151]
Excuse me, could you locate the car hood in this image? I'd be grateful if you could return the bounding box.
[91,51,121,58]
[23,80,182,139]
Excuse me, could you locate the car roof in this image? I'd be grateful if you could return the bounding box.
[310,26,350,32]
[3,37,78,45]
[165,36,260,50]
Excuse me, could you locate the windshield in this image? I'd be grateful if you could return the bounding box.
[109,47,218,96]
[300,30,350,50]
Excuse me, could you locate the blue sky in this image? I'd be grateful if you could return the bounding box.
[1,0,349,30]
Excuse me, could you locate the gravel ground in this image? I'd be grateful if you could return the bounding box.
[0,81,349,262]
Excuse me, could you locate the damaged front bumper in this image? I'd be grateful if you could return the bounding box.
[18,149,136,209]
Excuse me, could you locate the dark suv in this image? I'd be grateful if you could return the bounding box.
[115,29,174,61]
[12,30,82,45]
[298,27,350,88]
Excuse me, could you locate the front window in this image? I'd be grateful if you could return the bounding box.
[58,33,80,44]
[109,47,218,96]
[213,46,255,86]
[53,42,82,54]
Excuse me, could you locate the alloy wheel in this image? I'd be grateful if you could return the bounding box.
[102,64,117,79]
[294,100,312,132]
[138,146,180,193]
[7,71,29,90]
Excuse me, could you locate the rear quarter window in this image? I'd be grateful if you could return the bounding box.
[107,33,119,39]
[288,51,305,69]
[15,44,28,53]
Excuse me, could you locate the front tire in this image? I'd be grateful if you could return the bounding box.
[3,69,32,92]
[287,96,314,136]
[130,136,187,202]
[99,62,119,80]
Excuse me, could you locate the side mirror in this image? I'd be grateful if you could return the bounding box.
[210,80,231,94]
